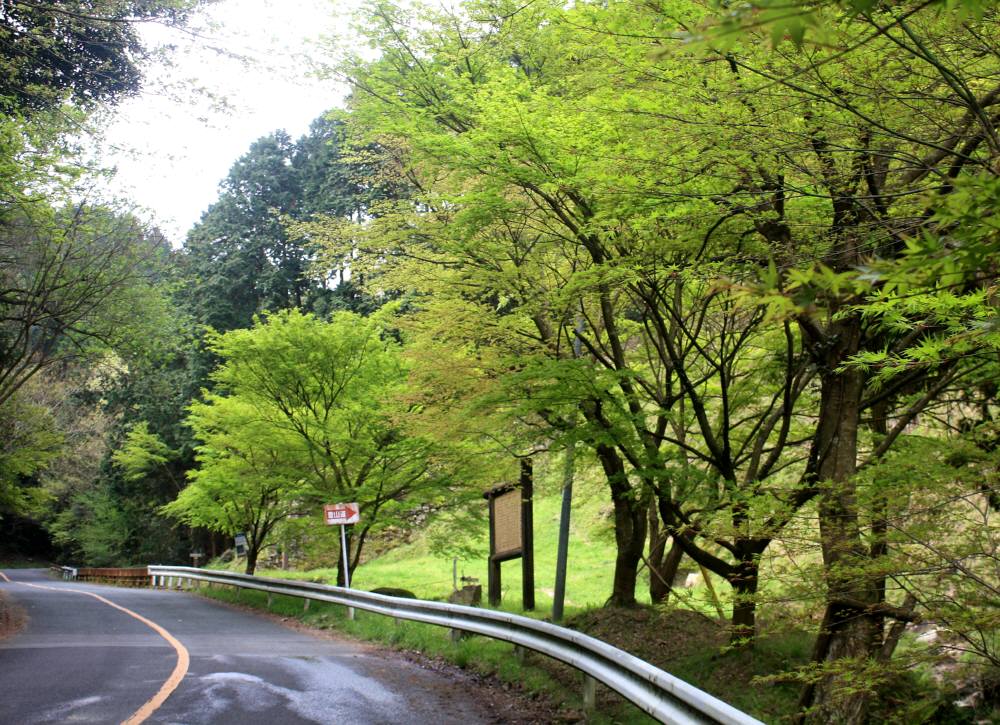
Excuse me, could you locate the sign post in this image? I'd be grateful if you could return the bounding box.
[323,503,360,620]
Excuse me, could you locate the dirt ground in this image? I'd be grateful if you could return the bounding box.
[549,607,728,718]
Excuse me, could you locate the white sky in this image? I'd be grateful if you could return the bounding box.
[102,0,358,246]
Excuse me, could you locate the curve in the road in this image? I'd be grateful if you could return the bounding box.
[0,569,189,725]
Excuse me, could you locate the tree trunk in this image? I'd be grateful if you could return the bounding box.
[651,538,684,604]
[646,499,681,604]
[801,311,880,724]
[609,492,648,606]
[598,443,647,607]
[245,546,259,575]
[807,603,880,724]
[728,552,760,645]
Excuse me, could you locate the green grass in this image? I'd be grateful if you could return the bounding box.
[352,491,621,609]
[254,466,722,620]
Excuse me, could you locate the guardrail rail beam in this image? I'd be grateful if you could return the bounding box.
[147,565,763,725]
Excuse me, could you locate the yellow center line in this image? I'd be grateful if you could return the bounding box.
[0,570,189,725]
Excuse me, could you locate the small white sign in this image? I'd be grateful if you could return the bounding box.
[324,503,360,525]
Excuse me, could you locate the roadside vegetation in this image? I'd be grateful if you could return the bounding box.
[199,467,987,723]
[2,0,999,722]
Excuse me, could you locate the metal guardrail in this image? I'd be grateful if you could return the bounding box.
[148,565,763,725]
[51,565,77,581]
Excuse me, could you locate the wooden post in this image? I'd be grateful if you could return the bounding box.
[487,495,502,606]
[488,558,501,606]
[520,458,535,611]
[582,674,596,713]
[303,599,310,612]
[267,593,273,609]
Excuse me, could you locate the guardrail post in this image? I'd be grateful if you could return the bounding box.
[267,593,274,609]
[514,644,526,664]
[303,599,310,612]
[582,674,596,714]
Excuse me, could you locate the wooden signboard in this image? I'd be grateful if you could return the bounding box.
[492,488,523,558]
[484,459,535,610]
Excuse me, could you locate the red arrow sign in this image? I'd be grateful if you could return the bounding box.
[323,503,360,525]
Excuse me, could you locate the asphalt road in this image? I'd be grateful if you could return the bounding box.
[0,569,499,724]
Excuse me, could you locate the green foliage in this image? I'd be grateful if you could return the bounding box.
[0,195,176,411]
[184,131,310,332]
[164,308,473,574]
[112,422,174,483]
[694,0,991,52]
[50,486,132,567]
[182,114,403,334]
[321,0,1000,718]
[0,0,205,115]
[4,0,1000,719]
[0,392,61,515]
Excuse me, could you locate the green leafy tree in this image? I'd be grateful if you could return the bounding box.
[0,0,205,115]
[326,1,1000,719]
[163,396,317,574]
[171,309,463,582]
[182,114,404,334]
[183,131,308,332]
[0,389,61,515]
[0,201,174,410]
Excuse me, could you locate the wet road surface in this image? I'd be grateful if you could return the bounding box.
[0,569,498,724]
